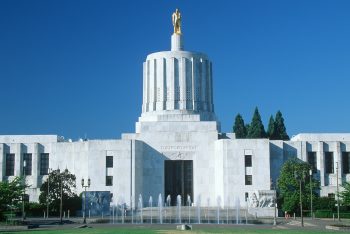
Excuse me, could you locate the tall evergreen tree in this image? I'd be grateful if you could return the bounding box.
[267,115,278,140]
[247,107,266,138]
[233,114,247,138]
[275,110,290,140]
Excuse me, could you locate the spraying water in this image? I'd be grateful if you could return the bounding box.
[226,197,230,224]
[149,196,153,224]
[235,197,240,224]
[217,196,221,224]
[138,194,143,223]
[207,198,210,224]
[131,195,134,224]
[196,195,201,224]
[177,195,182,223]
[187,194,191,223]
[158,193,163,224]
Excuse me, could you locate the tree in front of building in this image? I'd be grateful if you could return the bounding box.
[339,182,350,207]
[277,158,319,214]
[274,111,290,140]
[247,107,266,138]
[39,169,81,215]
[0,177,27,220]
[233,114,247,138]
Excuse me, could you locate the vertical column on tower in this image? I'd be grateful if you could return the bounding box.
[167,57,175,110]
[201,59,207,111]
[186,58,193,110]
[142,62,147,113]
[180,57,187,109]
[145,61,150,112]
[208,62,214,112]
[191,57,197,111]
[149,59,156,111]
[156,58,164,111]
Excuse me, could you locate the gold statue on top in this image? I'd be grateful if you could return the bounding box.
[172,8,182,35]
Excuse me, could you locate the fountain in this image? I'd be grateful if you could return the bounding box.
[149,196,153,224]
[196,195,201,224]
[158,193,163,224]
[207,198,210,224]
[216,196,221,224]
[131,196,134,224]
[226,197,230,224]
[138,194,143,223]
[235,197,240,224]
[187,194,191,223]
[166,195,171,223]
[177,195,182,223]
[121,203,125,224]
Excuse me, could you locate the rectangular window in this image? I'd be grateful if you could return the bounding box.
[245,155,252,167]
[106,176,113,186]
[328,193,335,199]
[40,153,49,175]
[5,153,15,176]
[325,152,334,174]
[245,175,252,185]
[307,152,317,173]
[23,153,32,176]
[106,156,113,168]
[342,152,350,174]
[245,192,249,202]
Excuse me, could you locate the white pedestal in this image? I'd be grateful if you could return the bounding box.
[171,34,183,51]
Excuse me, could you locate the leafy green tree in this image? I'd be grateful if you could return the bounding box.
[233,114,247,138]
[277,158,319,214]
[247,107,266,138]
[313,196,336,211]
[267,115,278,140]
[0,177,27,220]
[339,181,350,207]
[275,110,290,140]
[39,169,81,215]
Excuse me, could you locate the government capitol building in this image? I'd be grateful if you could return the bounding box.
[1,10,349,217]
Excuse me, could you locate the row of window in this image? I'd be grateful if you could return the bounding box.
[307,152,350,174]
[106,156,113,186]
[5,153,49,176]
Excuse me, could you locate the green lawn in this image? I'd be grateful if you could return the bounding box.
[0,226,339,234]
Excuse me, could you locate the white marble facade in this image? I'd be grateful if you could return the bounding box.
[1,32,350,217]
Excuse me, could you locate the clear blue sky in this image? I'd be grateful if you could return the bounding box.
[1,0,349,139]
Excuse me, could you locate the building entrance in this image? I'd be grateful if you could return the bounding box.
[164,160,193,206]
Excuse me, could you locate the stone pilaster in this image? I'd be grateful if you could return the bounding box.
[14,144,22,176]
[318,142,325,186]
[32,143,39,188]
[335,141,342,185]
[301,141,307,161]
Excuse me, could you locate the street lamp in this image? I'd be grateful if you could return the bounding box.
[22,160,26,221]
[309,169,313,219]
[294,170,305,227]
[81,178,91,224]
[336,162,340,221]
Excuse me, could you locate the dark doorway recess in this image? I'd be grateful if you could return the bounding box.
[164,160,193,206]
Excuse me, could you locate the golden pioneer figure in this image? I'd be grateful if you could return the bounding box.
[172,8,182,35]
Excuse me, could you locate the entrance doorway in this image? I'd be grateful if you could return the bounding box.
[164,160,193,206]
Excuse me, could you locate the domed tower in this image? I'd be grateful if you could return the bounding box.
[136,9,219,133]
